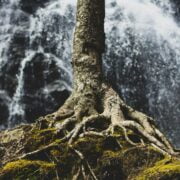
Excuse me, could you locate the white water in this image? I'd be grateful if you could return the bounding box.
[105,0,180,99]
[0,0,74,127]
[8,51,36,126]
[105,0,180,145]
[0,0,179,146]
[0,0,21,68]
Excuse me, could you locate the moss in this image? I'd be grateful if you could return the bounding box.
[3,160,55,171]
[122,146,164,177]
[73,136,120,168]
[0,160,56,180]
[50,149,61,157]
[135,157,180,180]
[1,127,179,180]
[51,143,79,179]
[96,150,124,179]
[25,128,56,151]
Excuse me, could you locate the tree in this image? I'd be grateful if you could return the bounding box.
[0,0,179,179]
[52,0,176,155]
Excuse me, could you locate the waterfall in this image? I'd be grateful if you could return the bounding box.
[0,0,20,68]
[104,0,180,147]
[0,0,179,147]
[0,0,74,127]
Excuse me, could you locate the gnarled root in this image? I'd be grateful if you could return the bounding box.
[10,84,177,180]
[31,83,178,180]
[51,83,177,158]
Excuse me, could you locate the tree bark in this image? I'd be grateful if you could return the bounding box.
[72,0,105,119]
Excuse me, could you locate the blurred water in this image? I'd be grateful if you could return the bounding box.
[104,0,180,147]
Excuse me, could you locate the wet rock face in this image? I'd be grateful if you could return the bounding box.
[172,0,180,18]
[0,97,9,126]
[104,0,180,148]
[23,53,70,123]
[0,0,74,127]
[0,30,29,97]
[19,0,50,14]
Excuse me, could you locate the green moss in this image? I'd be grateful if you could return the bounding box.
[50,149,61,157]
[136,157,180,180]
[25,128,56,151]
[1,127,179,180]
[51,143,79,179]
[3,160,55,171]
[96,150,124,179]
[0,160,56,180]
[122,146,164,179]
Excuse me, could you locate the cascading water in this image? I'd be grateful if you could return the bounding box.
[104,0,180,147]
[0,0,179,147]
[0,0,75,128]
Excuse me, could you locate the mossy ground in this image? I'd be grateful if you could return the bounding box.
[1,123,179,180]
[136,157,180,180]
[0,160,56,180]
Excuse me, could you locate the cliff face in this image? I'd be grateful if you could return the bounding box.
[0,0,74,127]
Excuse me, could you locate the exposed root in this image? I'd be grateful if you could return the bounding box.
[80,131,105,138]
[72,167,81,180]
[3,142,59,165]
[68,114,108,144]
[81,165,86,179]
[48,84,178,158]
[53,94,75,121]
[26,83,177,168]
[55,116,77,134]
[71,147,98,180]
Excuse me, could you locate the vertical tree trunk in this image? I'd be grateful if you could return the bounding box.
[73,0,105,92]
[61,0,106,120]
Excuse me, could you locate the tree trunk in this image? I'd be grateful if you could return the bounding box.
[72,0,105,119]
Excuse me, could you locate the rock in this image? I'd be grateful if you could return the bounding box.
[0,30,29,97]
[19,0,50,14]
[172,0,180,18]
[0,98,9,126]
[23,52,70,123]
[0,91,10,127]
[0,122,179,179]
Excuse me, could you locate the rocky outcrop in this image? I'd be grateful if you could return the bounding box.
[0,118,179,179]
[19,0,50,14]
[23,53,70,123]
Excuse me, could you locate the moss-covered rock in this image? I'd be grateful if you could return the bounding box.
[0,160,56,180]
[0,123,179,179]
[136,157,180,180]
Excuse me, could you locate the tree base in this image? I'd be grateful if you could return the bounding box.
[49,83,177,156]
[0,83,179,180]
